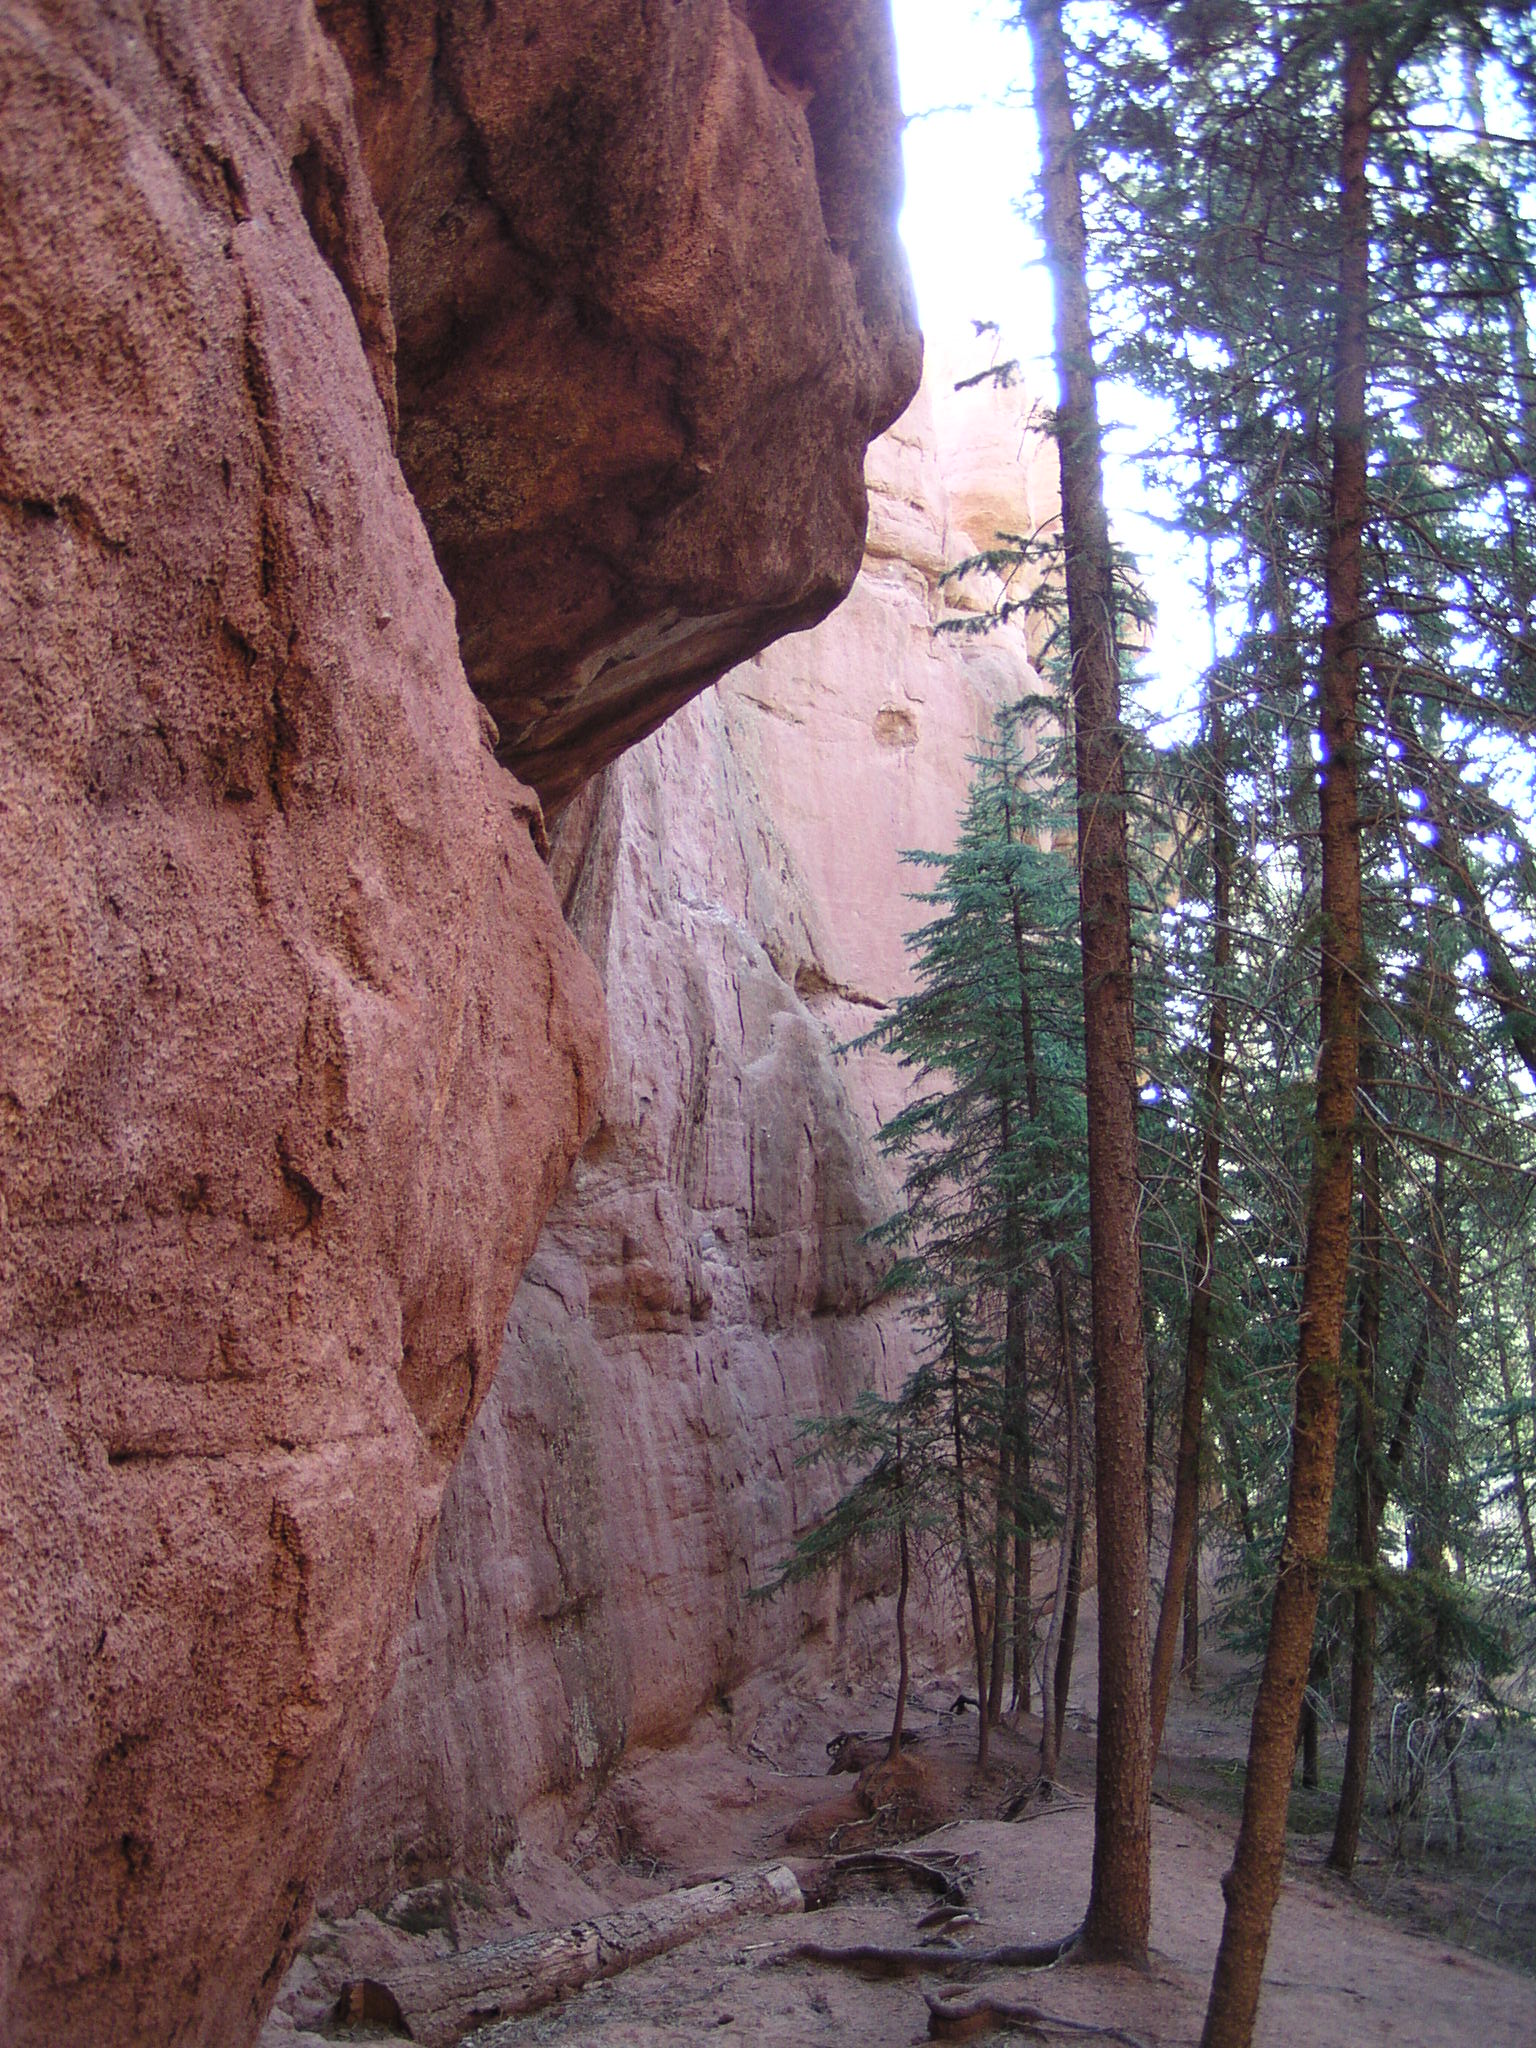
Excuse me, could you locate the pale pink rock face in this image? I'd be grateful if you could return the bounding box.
[323,374,1049,1914]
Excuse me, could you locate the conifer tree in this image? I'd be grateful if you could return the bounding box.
[1020,0,1155,1964]
[766,711,1088,1773]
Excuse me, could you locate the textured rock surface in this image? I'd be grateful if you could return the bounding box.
[321,374,1045,1912]
[319,0,922,809]
[0,8,596,2045]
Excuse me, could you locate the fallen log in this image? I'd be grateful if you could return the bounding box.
[337,1864,804,2048]
[924,1987,1151,2046]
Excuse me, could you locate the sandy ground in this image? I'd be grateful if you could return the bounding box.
[269,1623,1534,2048]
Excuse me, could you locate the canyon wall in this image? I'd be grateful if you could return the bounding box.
[0,4,915,2045]
[322,375,1044,1912]
[316,0,922,809]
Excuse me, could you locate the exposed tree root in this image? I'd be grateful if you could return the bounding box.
[924,1987,1151,2045]
[1003,1781,1088,1821]
[797,1847,972,1910]
[774,1923,1083,1978]
[827,1726,933,1773]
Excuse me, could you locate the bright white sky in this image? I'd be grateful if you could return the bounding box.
[889,0,1210,735]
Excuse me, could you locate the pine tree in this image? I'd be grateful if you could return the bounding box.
[766,711,1089,1774]
[1020,0,1155,1963]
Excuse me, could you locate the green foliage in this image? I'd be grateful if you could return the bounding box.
[762,705,1093,1724]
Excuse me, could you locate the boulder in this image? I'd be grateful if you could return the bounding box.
[319,0,922,808]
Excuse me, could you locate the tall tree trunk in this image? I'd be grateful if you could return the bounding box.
[952,1326,992,1772]
[890,1425,912,1762]
[1220,1412,1257,1549]
[990,1339,1015,1729]
[1299,1690,1320,1792]
[1014,1423,1034,1714]
[991,1097,1028,1720]
[1201,31,1371,2048]
[1491,1275,1536,1594]
[1411,1152,1457,1693]
[1182,1518,1200,1690]
[1152,689,1233,1757]
[1328,1031,1382,1877]
[889,1511,911,1762]
[1039,1263,1080,1782]
[1053,1407,1090,1766]
[1003,791,1044,1721]
[1024,0,1152,1963]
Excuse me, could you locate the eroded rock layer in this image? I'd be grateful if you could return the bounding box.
[319,0,922,808]
[322,377,1043,1911]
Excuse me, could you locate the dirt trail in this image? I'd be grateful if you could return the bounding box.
[269,1621,1533,2048]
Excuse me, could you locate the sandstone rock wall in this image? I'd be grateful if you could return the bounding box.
[324,375,1045,1909]
[0,5,916,2044]
[319,0,922,809]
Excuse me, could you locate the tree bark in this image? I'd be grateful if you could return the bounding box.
[1054,1395,1090,1769]
[1298,1681,1320,1792]
[352,1867,804,2048]
[1004,789,1044,1720]
[891,1441,912,1762]
[1024,0,1152,1963]
[1040,1265,1080,1782]
[1152,689,1233,1758]
[1220,1414,1257,1550]
[1014,1449,1034,1714]
[1182,1498,1201,1690]
[952,1321,992,1771]
[1491,1275,1536,1594]
[1201,29,1371,2048]
[1327,1030,1382,1877]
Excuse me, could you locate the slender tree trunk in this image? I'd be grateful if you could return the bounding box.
[1182,1521,1200,1690]
[1201,32,1371,2048]
[1004,795,1044,1721]
[1413,1152,1457,1693]
[1145,1356,1158,1555]
[990,1402,1014,1729]
[1220,1413,1257,1549]
[889,1512,911,1762]
[1025,0,1151,1963]
[1299,1693,1320,1792]
[1328,1033,1382,1876]
[1014,1429,1033,1714]
[1040,1264,1079,1782]
[1152,691,1233,1757]
[952,1329,992,1772]
[1492,1276,1536,1594]
[1053,1413,1089,1766]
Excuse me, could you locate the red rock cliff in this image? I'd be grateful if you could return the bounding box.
[0,4,917,2045]
[318,374,1044,1914]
